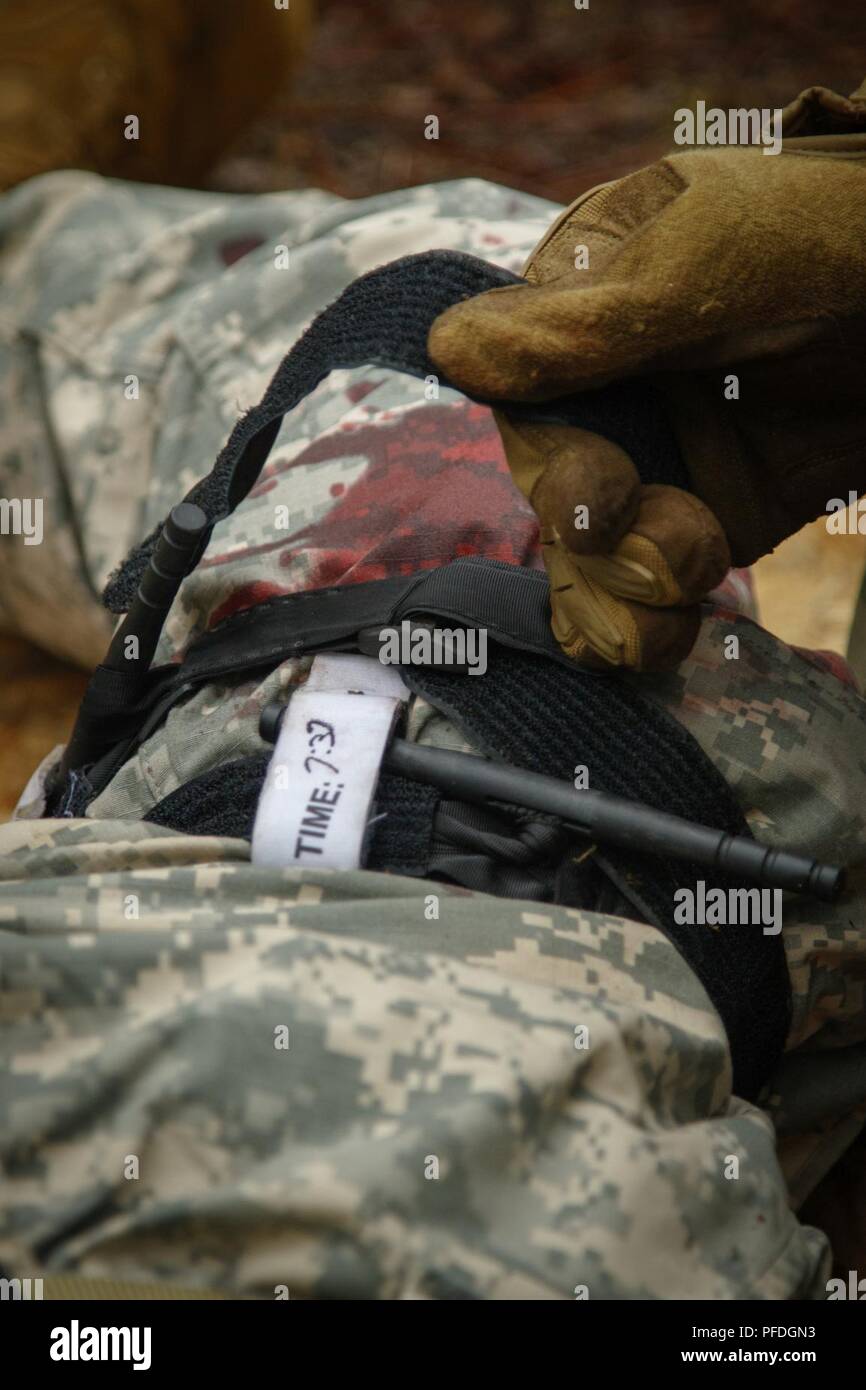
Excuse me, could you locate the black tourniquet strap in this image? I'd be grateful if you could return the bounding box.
[401,647,792,1104]
[76,558,584,800]
[141,640,792,1103]
[58,245,789,1102]
[72,248,690,788]
[166,558,571,685]
[103,248,689,614]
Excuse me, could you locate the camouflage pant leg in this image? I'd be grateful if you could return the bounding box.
[0,821,831,1300]
[1,171,864,1299]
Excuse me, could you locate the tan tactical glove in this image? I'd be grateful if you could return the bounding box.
[428,80,866,670]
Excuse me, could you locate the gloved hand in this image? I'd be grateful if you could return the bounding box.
[428,80,866,670]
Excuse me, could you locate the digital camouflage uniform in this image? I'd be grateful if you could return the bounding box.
[0,171,864,1300]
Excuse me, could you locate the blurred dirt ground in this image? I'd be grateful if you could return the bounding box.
[4,0,866,813]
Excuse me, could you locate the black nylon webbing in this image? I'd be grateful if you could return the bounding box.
[141,640,792,1103]
[401,646,792,1103]
[174,557,564,687]
[79,557,573,800]
[102,248,689,614]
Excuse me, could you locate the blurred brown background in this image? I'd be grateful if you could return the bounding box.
[3,0,866,815]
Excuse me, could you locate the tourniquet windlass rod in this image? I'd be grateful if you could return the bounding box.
[259,699,843,903]
[385,741,844,902]
[55,502,210,784]
[100,502,210,674]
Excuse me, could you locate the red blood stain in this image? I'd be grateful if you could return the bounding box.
[345,380,381,404]
[208,579,291,628]
[202,401,542,625]
[219,236,266,267]
[272,402,541,590]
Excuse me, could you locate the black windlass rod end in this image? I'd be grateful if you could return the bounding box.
[155,500,210,568]
[807,861,846,903]
[103,502,210,671]
[133,501,210,615]
[260,700,288,746]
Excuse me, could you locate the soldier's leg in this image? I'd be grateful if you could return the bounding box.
[1,169,864,1300]
[0,822,834,1301]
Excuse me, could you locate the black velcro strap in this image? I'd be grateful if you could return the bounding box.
[142,624,791,1103]
[400,644,792,1105]
[169,557,569,689]
[78,558,580,801]
[102,248,689,614]
[146,758,441,881]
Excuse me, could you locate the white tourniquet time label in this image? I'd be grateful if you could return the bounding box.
[251,654,408,870]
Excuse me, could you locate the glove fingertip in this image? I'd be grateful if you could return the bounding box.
[427,285,546,400]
